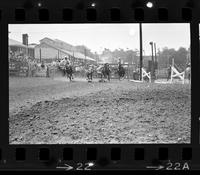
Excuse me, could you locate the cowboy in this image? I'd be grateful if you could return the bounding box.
[118,58,121,64]
[64,57,69,64]
[65,58,74,79]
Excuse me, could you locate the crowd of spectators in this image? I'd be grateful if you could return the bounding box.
[9,51,42,77]
[9,52,99,78]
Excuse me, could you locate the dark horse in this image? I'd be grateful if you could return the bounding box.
[101,64,111,81]
[117,64,125,80]
[86,67,94,82]
[64,64,74,81]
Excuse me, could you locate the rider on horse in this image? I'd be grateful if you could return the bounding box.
[104,63,111,81]
[86,64,94,81]
[64,57,74,80]
[117,59,125,80]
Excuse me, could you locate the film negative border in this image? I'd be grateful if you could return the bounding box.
[0,0,199,22]
[0,0,200,171]
[0,145,200,170]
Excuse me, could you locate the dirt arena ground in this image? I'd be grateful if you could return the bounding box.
[9,77,191,144]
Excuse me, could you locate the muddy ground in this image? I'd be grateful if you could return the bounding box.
[9,77,191,144]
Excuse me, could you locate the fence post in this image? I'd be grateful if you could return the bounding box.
[170,59,174,83]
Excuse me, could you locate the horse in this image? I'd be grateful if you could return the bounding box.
[101,64,111,81]
[96,65,104,79]
[86,66,94,82]
[95,64,110,82]
[117,64,125,80]
[64,64,74,81]
[57,60,66,76]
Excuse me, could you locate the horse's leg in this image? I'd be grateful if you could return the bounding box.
[69,74,72,81]
[66,73,69,81]
[87,73,89,80]
[102,73,104,82]
[66,72,71,82]
[89,73,91,80]
[101,73,103,81]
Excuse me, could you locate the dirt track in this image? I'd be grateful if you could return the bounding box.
[9,77,191,144]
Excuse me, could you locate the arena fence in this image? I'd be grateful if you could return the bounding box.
[9,61,174,81]
[97,63,137,80]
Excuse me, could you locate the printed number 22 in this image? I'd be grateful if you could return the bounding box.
[76,163,93,170]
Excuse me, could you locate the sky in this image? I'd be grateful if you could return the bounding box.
[9,23,190,55]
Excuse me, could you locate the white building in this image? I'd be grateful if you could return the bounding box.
[35,37,96,63]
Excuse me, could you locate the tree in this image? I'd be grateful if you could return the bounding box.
[174,47,188,70]
[157,47,189,70]
[157,47,175,69]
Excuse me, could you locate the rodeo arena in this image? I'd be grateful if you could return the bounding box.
[9,34,191,144]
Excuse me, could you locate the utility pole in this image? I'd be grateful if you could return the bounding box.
[154,42,157,79]
[154,43,157,64]
[149,42,155,82]
[139,23,143,81]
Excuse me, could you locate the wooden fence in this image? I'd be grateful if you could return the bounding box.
[9,61,170,80]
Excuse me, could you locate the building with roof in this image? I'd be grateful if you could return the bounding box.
[34,37,96,64]
[9,34,35,59]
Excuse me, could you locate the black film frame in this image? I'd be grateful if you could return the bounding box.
[0,0,200,171]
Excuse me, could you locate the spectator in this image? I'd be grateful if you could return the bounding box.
[46,65,50,78]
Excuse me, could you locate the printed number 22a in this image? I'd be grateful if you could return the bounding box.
[166,161,190,170]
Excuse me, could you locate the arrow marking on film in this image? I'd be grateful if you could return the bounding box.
[56,163,74,170]
[146,165,165,170]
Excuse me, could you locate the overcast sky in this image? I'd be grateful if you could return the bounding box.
[9,23,190,55]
